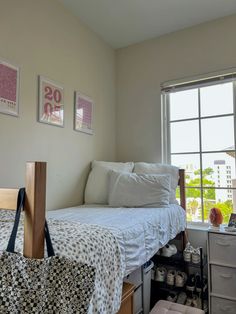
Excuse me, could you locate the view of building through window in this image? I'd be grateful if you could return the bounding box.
[164,81,236,223]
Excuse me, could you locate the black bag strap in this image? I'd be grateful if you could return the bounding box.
[6,188,55,257]
[44,220,55,257]
[6,188,25,253]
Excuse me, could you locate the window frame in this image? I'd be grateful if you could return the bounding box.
[161,75,236,225]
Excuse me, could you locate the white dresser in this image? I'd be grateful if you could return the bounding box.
[208,229,236,314]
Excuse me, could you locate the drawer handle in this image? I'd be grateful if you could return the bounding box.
[216,241,230,247]
[220,274,232,279]
[220,305,232,311]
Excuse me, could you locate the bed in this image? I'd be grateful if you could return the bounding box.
[0,161,186,314]
[48,204,186,276]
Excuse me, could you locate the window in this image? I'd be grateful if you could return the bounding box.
[162,75,236,224]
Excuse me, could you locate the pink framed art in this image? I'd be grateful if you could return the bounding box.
[0,59,20,117]
[38,76,64,127]
[74,92,93,135]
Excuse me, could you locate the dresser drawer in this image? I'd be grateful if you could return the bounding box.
[209,233,236,266]
[211,297,236,314]
[211,265,236,298]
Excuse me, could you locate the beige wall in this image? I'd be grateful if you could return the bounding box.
[0,0,116,210]
[116,14,236,162]
[2,2,236,210]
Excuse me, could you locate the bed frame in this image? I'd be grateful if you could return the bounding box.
[0,162,46,258]
[0,162,186,259]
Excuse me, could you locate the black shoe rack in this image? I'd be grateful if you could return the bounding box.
[150,247,208,312]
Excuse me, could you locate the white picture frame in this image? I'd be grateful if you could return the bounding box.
[74,92,93,135]
[0,58,20,117]
[38,76,64,127]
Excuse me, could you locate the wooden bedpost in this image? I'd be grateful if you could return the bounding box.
[178,169,187,249]
[179,169,186,210]
[24,162,46,259]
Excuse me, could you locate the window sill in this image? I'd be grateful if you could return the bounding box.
[187,222,210,231]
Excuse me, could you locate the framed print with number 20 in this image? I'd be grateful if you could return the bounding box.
[38,76,64,127]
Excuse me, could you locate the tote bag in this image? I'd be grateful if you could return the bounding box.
[0,188,96,314]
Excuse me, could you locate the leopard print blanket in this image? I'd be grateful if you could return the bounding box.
[0,209,125,314]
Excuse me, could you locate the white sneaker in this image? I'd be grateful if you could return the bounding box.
[192,248,201,264]
[169,244,177,255]
[162,244,177,257]
[166,269,176,286]
[175,271,187,287]
[155,267,166,282]
[183,242,193,262]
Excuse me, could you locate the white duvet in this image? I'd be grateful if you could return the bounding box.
[48,204,186,275]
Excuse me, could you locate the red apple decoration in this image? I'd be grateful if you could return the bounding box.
[209,207,223,227]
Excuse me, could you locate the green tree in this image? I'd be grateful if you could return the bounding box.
[176,168,215,199]
[186,199,199,221]
[194,167,214,177]
[186,167,215,200]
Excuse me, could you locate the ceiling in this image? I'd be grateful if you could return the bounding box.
[58,0,236,49]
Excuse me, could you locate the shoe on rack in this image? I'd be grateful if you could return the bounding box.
[195,274,208,293]
[169,244,177,255]
[203,300,208,313]
[192,248,201,264]
[186,274,195,292]
[162,244,177,257]
[195,273,201,293]
[175,271,187,288]
[155,267,167,282]
[185,296,193,307]
[166,269,176,286]
[183,242,193,262]
[202,276,208,293]
[185,294,201,308]
[166,291,178,303]
[192,294,201,308]
[176,291,187,305]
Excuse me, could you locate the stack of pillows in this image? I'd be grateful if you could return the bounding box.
[84,161,179,208]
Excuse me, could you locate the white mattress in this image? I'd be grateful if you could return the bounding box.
[48,204,186,275]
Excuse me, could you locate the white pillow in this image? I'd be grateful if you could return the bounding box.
[108,171,171,208]
[134,162,179,204]
[84,161,134,204]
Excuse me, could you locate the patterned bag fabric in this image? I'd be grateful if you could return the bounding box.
[0,189,96,314]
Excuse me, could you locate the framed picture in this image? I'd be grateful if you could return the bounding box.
[228,213,236,228]
[38,76,64,127]
[0,59,20,116]
[74,92,93,135]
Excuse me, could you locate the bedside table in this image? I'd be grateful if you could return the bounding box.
[208,228,236,314]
